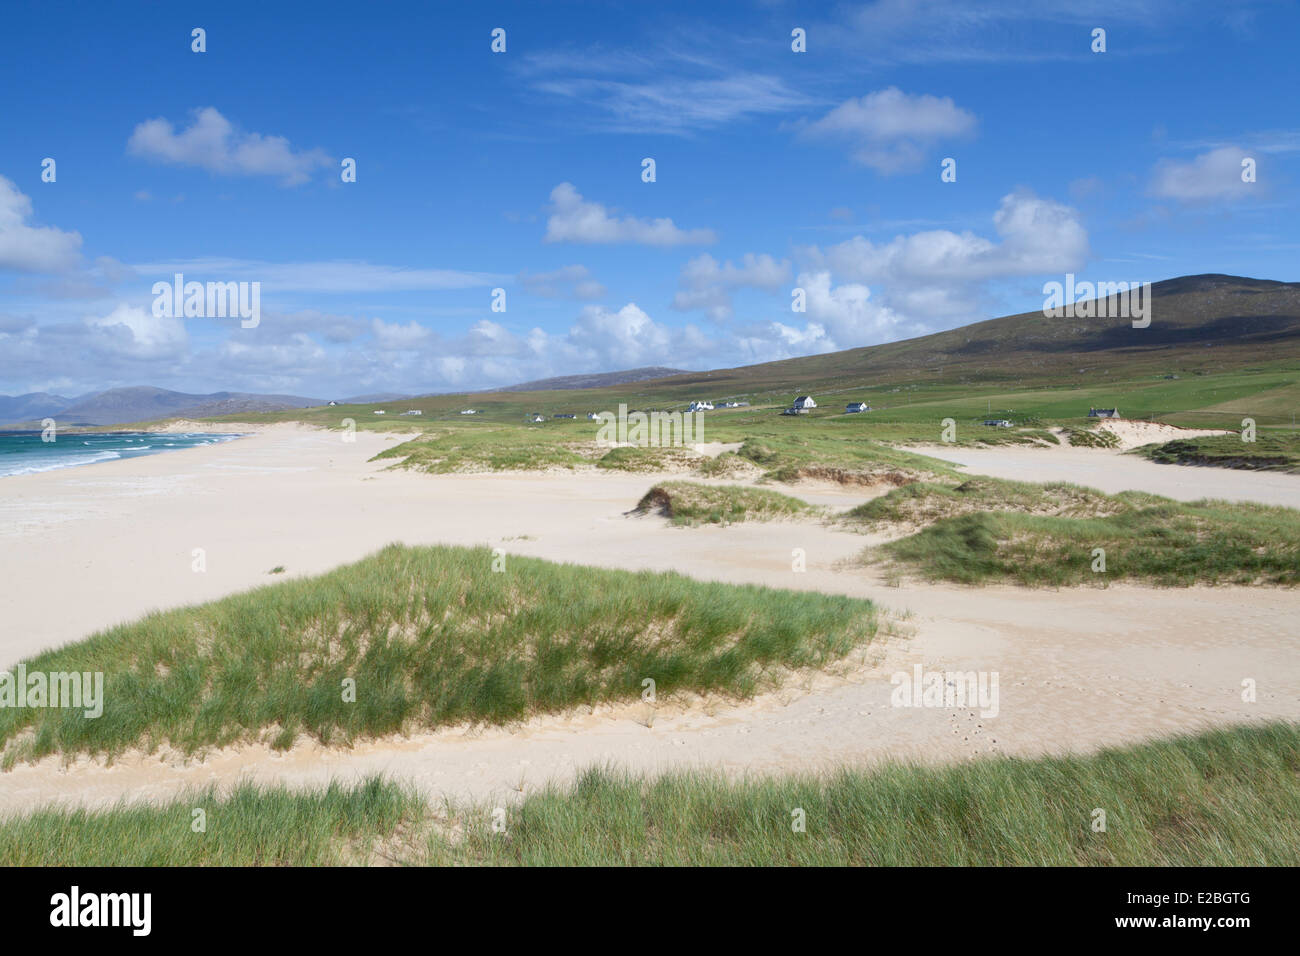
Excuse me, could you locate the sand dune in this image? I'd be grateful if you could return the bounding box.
[0,426,1297,814]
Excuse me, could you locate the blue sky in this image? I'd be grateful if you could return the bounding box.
[1,0,1296,398]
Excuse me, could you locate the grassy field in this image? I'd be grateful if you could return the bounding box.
[636,481,817,526]
[0,544,878,766]
[6,723,1297,866]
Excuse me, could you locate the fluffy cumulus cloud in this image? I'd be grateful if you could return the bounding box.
[545,183,717,246]
[672,253,791,320]
[0,176,83,272]
[127,108,334,186]
[84,303,188,360]
[1149,146,1258,203]
[803,88,977,174]
[805,190,1089,320]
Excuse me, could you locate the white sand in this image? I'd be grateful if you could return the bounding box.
[911,440,1300,506]
[1,426,1297,813]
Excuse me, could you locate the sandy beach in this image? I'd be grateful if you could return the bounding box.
[1,425,1297,814]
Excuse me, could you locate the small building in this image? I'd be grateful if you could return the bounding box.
[1088,408,1121,419]
[791,395,816,409]
[328,401,338,406]
[530,414,544,423]
[460,409,477,415]
[982,419,1013,428]
[554,413,576,419]
[403,410,423,416]
[373,410,386,415]
[845,402,870,413]
[586,412,602,420]
[687,400,714,412]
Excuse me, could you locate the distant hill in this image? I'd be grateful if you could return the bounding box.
[631,274,1300,395]
[498,366,689,392]
[0,391,86,423]
[0,386,325,427]
[339,392,412,404]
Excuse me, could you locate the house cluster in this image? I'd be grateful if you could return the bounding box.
[1088,407,1121,419]
[685,400,748,412]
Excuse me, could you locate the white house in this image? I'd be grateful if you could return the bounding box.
[328,401,338,406]
[403,410,423,416]
[846,402,870,413]
[687,400,714,412]
[1088,407,1121,419]
[460,409,477,415]
[373,410,386,415]
[530,414,545,423]
[586,412,602,420]
[792,396,816,409]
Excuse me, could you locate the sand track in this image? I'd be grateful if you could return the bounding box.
[1,426,1297,814]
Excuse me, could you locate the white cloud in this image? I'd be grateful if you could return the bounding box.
[0,176,83,273]
[803,190,1089,322]
[545,183,717,246]
[1150,146,1257,202]
[371,318,432,350]
[518,46,814,135]
[672,252,792,319]
[815,190,1088,284]
[127,107,333,186]
[804,88,976,174]
[85,303,188,360]
[794,271,905,344]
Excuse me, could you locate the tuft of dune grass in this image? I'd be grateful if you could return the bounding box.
[0,544,877,766]
[636,481,816,526]
[0,776,420,866]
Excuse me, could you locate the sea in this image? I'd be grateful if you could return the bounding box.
[0,431,244,477]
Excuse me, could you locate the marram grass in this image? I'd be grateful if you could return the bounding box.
[855,477,1300,586]
[0,544,877,765]
[4,723,1297,866]
[433,723,1300,866]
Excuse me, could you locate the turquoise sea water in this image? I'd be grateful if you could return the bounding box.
[0,431,243,477]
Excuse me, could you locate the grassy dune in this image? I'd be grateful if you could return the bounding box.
[1138,432,1300,473]
[6,724,1297,866]
[636,481,816,526]
[849,476,1300,586]
[0,544,878,765]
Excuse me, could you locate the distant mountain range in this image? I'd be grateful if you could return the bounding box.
[0,387,327,427]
